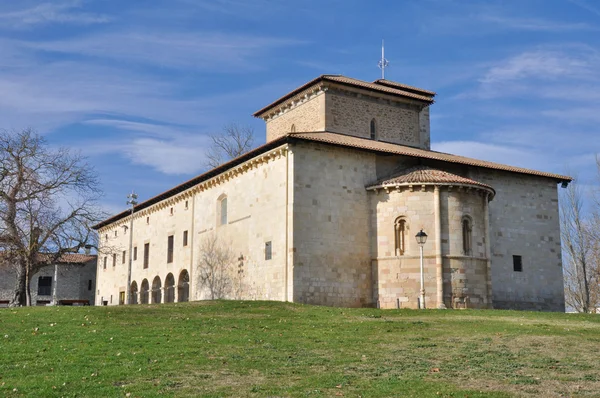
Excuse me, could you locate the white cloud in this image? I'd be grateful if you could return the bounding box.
[458,46,600,100]
[0,1,110,29]
[123,137,211,175]
[480,50,591,85]
[23,31,304,71]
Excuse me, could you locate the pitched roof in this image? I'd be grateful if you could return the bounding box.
[372,79,437,97]
[366,166,495,195]
[289,132,572,182]
[93,132,571,230]
[253,75,435,118]
[38,253,96,264]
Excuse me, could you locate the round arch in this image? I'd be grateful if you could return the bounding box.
[129,281,138,304]
[152,276,162,304]
[165,273,175,303]
[140,279,149,304]
[177,269,190,302]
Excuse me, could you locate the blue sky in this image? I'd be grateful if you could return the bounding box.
[2,0,600,215]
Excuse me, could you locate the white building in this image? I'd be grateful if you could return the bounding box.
[94,75,570,311]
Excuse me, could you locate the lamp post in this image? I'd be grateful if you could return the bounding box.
[126,191,138,305]
[415,229,428,309]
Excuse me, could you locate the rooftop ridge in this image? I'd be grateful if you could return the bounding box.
[253,74,435,118]
[367,165,495,195]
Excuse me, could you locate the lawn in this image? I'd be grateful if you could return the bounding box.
[1,301,599,397]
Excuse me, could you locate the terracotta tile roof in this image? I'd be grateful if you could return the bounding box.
[93,131,571,230]
[253,75,435,118]
[37,253,96,264]
[289,132,572,182]
[366,166,495,195]
[373,79,437,97]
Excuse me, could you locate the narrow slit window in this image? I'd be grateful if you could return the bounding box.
[183,230,188,247]
[143,243,150,269]
[265,241,272,260]
[370,118,377,140]
[167,235,174,263]
[395,218,407,256]
[133,246,137,261]
[122,250,126,264]
[219,197,228,225]
[462,217,472,255]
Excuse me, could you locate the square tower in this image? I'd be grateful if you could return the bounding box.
[253,75,435,150]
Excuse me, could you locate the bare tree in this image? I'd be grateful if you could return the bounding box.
[196,234,237,299]
[0,129,103,306]
[205,123,254,169]
[560,174,598,313]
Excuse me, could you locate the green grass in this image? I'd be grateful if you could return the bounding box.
[1,302,600,397]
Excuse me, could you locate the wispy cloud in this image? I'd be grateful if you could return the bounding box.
[23,31,304,71]
[0,1,110,29]
[459,45,600,99]
[480,50,591,84]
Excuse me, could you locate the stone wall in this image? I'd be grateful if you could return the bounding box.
[291,141,375,307]
[468,170,565,311]
[193,148,291,302]
[96,145,292,305]
[266,94,325,142]
[370,185,490,309]
[325,90,422,148]
[96,193,194,305]
[0,260,96,305]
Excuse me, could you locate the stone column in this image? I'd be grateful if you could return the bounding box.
[434,186,446,309]
[483,193,493,308]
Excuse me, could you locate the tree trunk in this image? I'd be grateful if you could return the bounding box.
[10,266,27,307]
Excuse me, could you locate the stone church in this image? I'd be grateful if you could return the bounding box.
[93,75,570,311]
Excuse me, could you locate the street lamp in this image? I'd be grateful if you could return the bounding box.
[415,229,428,309]
[126,191,138,305]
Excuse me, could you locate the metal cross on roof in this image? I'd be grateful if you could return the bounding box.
[377,39,389,79]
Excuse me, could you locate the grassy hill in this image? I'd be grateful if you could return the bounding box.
[1,301,599,397]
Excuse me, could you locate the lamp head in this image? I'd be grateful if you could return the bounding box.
[415,229,428,246]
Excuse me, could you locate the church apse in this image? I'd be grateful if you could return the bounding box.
[367,166,495,309]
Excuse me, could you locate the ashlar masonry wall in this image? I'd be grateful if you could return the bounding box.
[467,169,565,311]
[266,94,325,141]
[96,191,194,305]
[291,141,375,307]
[193,146,292,302]
[96,145,292,305]
[371,188,437,309]
[325,90,422,148]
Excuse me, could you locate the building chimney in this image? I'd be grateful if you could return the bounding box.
[84,244,92,255]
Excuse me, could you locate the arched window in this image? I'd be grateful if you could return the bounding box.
[218,194,227,226]
[129,281,138,304]
[370,118,377,140]
[177,270,190,302]
[152,276,162,304]
[290,124,296,133]
[165,273,175,303]
[140,279,149,304]
[462,217,472,255]
[395,217,407,256]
